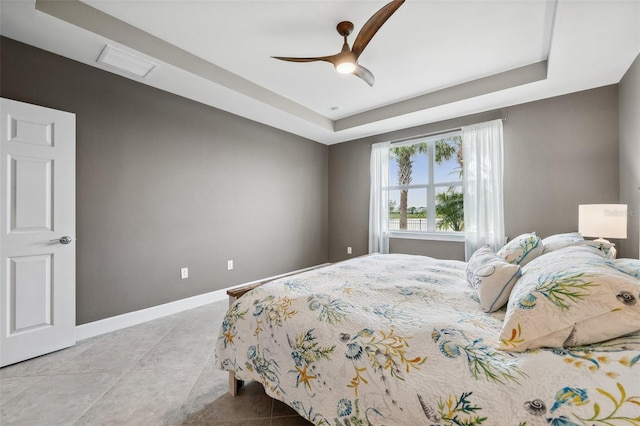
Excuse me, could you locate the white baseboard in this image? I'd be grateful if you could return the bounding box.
[75,262,331,341]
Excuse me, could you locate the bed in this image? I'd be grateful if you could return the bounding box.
[215,235,640,425]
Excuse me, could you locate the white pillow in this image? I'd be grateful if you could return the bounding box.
[498,246,640,352]
[541,233,615,259]
[466,246,521,312]
[541,232,583,254]
[497,233,543,266]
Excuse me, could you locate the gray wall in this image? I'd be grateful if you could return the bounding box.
[1,36,632,324]
[619,53,640,259]
[0,37,329,324]
[329,86,620,262]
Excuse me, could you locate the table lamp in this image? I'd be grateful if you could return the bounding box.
[578,204,627,258]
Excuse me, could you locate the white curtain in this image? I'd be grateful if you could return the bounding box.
[369,141,390,254]
[462,119,505,260]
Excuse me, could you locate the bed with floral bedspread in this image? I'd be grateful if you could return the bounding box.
[215,250,640,425]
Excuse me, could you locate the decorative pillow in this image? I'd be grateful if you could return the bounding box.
[466,246,521,312]
[498,245,640,352]
[541,232,583,254]
[615,258,640,279]
[497,233,543,266]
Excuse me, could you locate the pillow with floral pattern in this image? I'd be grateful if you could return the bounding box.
[498,245,640,352]
[497,233,544,266]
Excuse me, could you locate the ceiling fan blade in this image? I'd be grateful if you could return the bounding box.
[353,64,375,86]
[272,55,338,65]
[352,0,405,58]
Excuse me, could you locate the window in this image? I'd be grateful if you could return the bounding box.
[388,131,463,237]
[370,119,503,255]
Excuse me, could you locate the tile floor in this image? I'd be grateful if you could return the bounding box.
[0,300,312,425]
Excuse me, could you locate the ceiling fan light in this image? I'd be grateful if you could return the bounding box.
[336,61,356,74]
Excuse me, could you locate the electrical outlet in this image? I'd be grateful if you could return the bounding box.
[227,260,233,270]
[347,246,352,254]
[180,267,189,279]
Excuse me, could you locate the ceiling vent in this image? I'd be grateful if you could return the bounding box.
[97,45,157,78]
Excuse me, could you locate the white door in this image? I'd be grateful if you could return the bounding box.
[0,98,76,367]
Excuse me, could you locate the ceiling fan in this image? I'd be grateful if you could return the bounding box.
[272,0,405,87]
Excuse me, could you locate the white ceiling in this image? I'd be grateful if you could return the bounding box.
[1,0,639,144]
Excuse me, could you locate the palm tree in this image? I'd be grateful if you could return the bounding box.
[435,136,463,177]
[435,135,464,231]
[436,188,464,231]
[390,143,427,229]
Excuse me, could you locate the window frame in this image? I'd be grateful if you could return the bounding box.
[386,130,464,242]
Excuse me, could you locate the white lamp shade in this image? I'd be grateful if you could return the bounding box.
[578,204,627,239]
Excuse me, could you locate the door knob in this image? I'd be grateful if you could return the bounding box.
[50,236,73,244]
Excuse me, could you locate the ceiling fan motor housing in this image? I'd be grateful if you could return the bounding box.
[337,21,354,37]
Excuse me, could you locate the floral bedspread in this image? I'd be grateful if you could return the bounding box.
[215,254,640,425]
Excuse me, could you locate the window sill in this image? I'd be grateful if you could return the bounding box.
[388,231,465,242]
